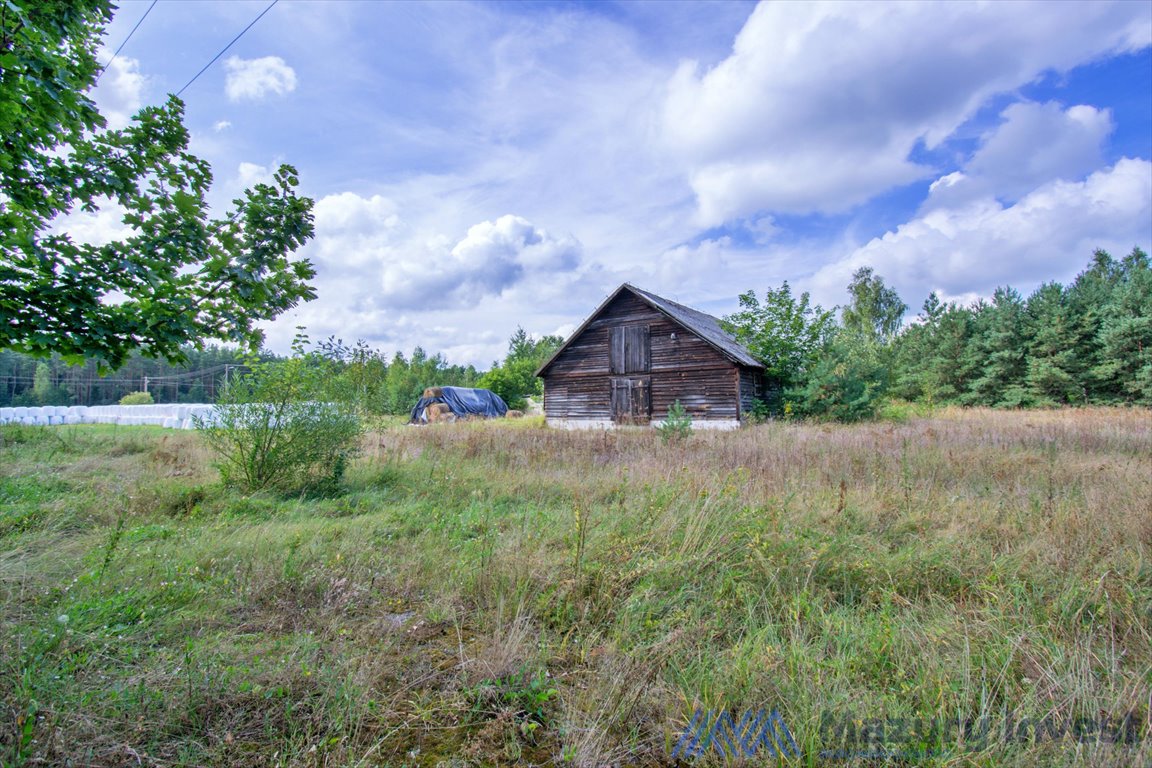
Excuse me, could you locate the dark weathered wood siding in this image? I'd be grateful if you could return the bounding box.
[543,291,749,422]
[738,368,763,418]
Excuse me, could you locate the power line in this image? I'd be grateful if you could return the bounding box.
[1,375,140,384]
[96,0,159,85]
[144,366,226,383]
[176,0,279,98]
[147,364,245,382]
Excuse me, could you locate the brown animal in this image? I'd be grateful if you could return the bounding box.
[506,410,524,418]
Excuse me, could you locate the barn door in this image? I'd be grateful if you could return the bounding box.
[611,377,651,425]
[609,325,650,374]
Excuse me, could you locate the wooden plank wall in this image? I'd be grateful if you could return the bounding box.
[543,291,744,421]
[738,368,763,417]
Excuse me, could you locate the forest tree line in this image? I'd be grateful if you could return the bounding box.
[723,247,1151,420]
[0,329,559,416]
[4,248,1146,419]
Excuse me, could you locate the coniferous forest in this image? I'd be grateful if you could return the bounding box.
[725,247,1150,419]
[891,247,1150,408]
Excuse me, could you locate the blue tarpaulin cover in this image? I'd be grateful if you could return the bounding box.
[410,387,508,423]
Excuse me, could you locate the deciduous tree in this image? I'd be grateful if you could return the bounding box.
[0,0,317,370]
[841,267,907,344]
[721,282,836,392]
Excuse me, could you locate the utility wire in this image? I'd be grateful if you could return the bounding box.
[1,375,138,384]
[95,0,159,85]
[147,364,245,382]
[175,0,278,98]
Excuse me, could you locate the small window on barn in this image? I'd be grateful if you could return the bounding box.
[610,325,650,374]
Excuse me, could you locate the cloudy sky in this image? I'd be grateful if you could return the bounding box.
[88,0,1152,367]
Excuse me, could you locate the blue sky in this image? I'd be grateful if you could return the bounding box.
[86,0,1152,366]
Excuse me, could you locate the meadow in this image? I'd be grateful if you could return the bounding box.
[1,408,1149,767]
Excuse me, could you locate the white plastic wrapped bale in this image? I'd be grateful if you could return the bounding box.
[0,404,214,429]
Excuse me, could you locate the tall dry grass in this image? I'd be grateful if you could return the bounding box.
[359,407,1150,765]
[1,410,1148,766]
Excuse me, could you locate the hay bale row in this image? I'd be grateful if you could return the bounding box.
[422,386,443,399]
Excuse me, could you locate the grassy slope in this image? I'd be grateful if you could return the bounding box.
[0,409,1149,767]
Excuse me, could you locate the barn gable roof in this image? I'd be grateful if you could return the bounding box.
[535,283,763,376]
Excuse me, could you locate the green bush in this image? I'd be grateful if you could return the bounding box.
[477,327,563,411]
[656,399,693,443]
[119,391,154,405]
[789,334,888,422]
[196,351,362,494]
[745,399,772,424]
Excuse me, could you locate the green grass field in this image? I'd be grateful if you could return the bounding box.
[1,409,1149,766]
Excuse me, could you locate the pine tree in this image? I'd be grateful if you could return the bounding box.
[1067,250,1124,401]
[930,304,977,403]
[1024,282,1082,405]
[890,293,945,401]
[1092,247,1152,404]
[966,288,1030,407]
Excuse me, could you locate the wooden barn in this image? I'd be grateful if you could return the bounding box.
[535,284,765,429]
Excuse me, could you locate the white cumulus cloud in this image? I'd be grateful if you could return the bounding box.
[379,214,583,310]
[52,199,132,247]
[224,55,297,102]
[663,0,1150,223]
[92,53,146,129]
[807,157,1152,310]
[259,195,588,364]
[235,161,273,189]
[927,102,1114,209]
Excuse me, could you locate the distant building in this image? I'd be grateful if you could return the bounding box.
[535,283,764,429]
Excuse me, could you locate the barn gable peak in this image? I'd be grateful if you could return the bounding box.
[535,283,763,377]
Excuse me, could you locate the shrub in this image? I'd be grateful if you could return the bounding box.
[656,399,693,443]
[196,351,362,494]
[789,334,888,422]
[119,391,154,405]
[745,399,772,424]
